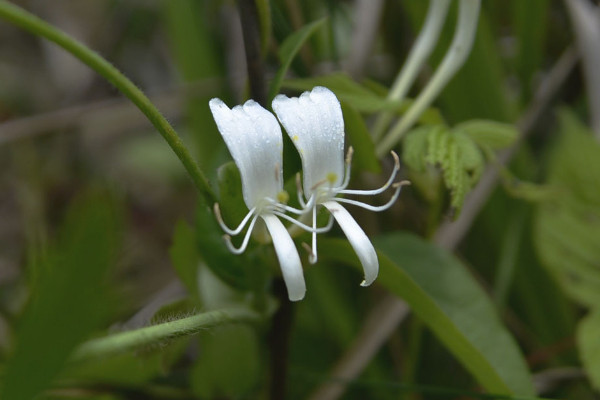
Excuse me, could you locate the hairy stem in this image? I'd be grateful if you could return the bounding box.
[0,1,216,204]
[71,307,261,362]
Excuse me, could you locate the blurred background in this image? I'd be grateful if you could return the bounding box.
[1,0,599,399]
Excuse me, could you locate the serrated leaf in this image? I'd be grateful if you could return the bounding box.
[404,125,484,212]
[170,220,200,299]
[268,18,327,102]
[340,102,380,173]
[319,233,535,396]
[456,120,519,150]
[577,311,600,390]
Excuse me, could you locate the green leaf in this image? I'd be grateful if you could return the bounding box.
[192,325,261,398]
[169,220,200,299]
[268,18,327,102]
[456,120,519,150]
[403,125,484,212]
[319,233,535,396]
[534,110,600,307]
[577,311,600,390]
[196,202,250,291]
[513,0,550,102]
[340,102,380,173]
[1,192,120,400]
[282,73,403,113]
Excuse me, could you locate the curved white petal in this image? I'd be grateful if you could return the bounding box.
[323,201,378,286]
[272,87,345,194]
[261,214,306,301]
[209,98,283,209]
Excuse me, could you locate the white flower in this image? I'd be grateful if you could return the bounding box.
[272,87,406,287]
[209,98,315,301]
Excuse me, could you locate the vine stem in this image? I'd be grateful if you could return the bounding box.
[0,1,216,205]
[70,307,261,362]
[376,0,481,157]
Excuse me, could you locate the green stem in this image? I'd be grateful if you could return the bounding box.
[372,0,451,142]
[376,0,481,157]
[71,307,261,362]
[0,1,216,205]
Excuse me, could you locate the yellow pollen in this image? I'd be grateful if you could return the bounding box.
[292,135,299,141]
[326,172,337,184]
[277,190,289,204]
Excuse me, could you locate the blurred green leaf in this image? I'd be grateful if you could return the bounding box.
[320,233,535,396]
[196,202,250,291]
[169,220,200,300]
[401,3,512,123]
[534,110,600,307]
[217,162,248,229]
[283,73,403,113]
[577,311,600,390]
[1,192,120,400]
[340,102,380,173]
[268,18,327,102]
[456,120,519,150]
[513,0,549,102]
[163,0,224,171]
[191,325,260,398]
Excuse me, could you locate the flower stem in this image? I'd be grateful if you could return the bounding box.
[70,307,261,362]
[376,0,481,157]
[372,0,451,142]
[0,1,216,205]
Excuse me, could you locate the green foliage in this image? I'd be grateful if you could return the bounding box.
[403,124,484,212]
[340,102,380,173]
[577,311,600,390]
[320,233,535,396]
[534,110,600,308]
[169,220,200,300]
[283,73,403,113]
[0,192,120,400]
[457,120,519,150]
[191,325,261,398]
[268,18,327,102]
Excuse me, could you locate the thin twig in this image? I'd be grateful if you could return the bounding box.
[345,0,385,79]
[238,0,267,105]
[0,80,220,146]
[307,45,579,400]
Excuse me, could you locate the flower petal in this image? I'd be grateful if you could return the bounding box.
[272,87,345,194]
[323,201,378,286]
[209,98,283,209]
[261,214,306,301]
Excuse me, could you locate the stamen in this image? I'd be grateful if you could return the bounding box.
[272,210,334,233]
[310,206,318,264]
[223,213,260,254]
[339,151,400,196]
[214,203,257,236]
[277,190,290,204]
[336,146,354,191]
[335,180,410,212]
[302,242,316,264]
[296,172,307,208]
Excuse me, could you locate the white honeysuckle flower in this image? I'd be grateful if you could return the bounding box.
[209,98,331,301]
[272,86,407,287]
